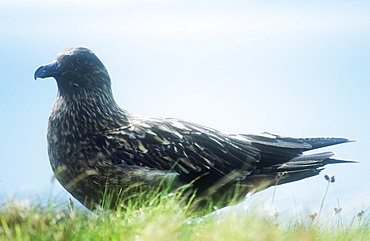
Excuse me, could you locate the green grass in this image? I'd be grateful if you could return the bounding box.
[1,191,369,241]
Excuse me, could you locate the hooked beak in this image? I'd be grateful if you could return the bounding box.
[34,61,61,80]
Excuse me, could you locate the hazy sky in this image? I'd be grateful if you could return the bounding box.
[1,0,369,220]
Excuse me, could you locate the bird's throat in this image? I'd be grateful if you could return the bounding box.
[49,93,129,137]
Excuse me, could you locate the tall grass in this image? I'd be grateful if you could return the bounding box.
[1,177,369,241]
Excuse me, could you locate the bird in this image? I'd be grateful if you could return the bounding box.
[34,47,353,212]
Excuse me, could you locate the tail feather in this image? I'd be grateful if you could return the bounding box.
[273,157,356,186]
[322,158,357,165]
[289,151,335,162]
[277,152,356,171]
[297,137,353,150]
[245,132,353,151]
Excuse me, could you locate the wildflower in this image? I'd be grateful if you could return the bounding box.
[324,174,335,183]
[357,211,364,217]
[270,209,279,220]
[334,207,342,214]
[309,212,318,220]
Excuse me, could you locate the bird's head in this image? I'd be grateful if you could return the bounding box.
[34,47,111,96]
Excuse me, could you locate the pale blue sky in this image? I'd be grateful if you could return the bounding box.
[0,0,369,220]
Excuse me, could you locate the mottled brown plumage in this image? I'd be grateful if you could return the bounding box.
[35,47,353,211]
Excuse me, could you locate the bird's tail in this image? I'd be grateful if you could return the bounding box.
[242,151,356,193]
[273,151,355,185]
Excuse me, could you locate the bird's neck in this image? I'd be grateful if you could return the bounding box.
[49,91,129,136]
